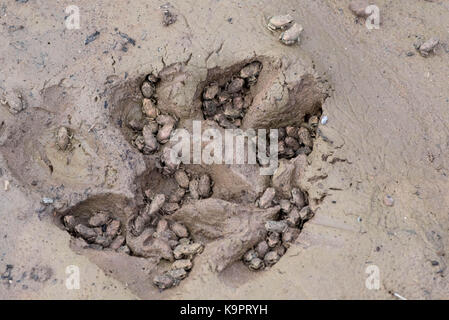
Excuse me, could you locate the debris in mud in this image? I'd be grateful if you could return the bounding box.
[243,187,312,272]
[85,31,100,45]
[417,37,439,57]
[201,61,262,128]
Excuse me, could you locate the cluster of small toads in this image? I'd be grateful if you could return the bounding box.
[63,212,128,253]
[277,116,319,159]
[243,187,314,271]
[201,61,262,128]
[128,74,178,155]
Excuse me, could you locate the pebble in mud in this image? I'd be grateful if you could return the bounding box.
[384,195,395,207]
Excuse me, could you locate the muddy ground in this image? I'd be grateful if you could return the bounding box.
[1,0,449,299]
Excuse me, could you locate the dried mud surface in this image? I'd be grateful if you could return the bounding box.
[1,0,449,299]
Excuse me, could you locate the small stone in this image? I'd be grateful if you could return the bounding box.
[110,236,125,250]
[256,241,269,258]
[153,274,174,290]
[264,251,280,266]
[88,212,110,227]
[141,81,155,98]
[198,174,212,198]
[267,232,280,248]
[74,224,97,242]
[320,116,328,125]
[248,257,264,271]
[243,249,258,263]
[171,259,192,271]
[265,220,288,233]
[259,187,276,209]
[142,99,159,119]
[384,195,394,207]
[171,222,189,238]
[174,170,190,189]
[203,83,220,100]
[56,127,70,151]
[227,78,245,94]
[291,188,306,208]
